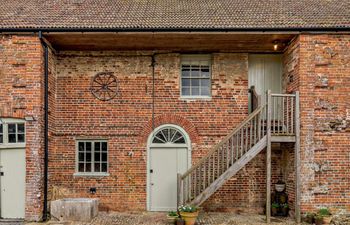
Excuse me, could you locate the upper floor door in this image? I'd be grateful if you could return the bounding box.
[248,54,282,111]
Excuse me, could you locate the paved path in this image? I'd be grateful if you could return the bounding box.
[31,212,303,225]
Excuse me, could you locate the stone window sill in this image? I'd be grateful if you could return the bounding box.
[73,172,110,177]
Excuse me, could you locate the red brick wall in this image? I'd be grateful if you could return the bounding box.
[299,34,350,213]
[48,51,280,211]
[203,146,283,213]
[4,33,348,218]
[0,35,44,221]
[281,37,300,214]
[283,34,350,214]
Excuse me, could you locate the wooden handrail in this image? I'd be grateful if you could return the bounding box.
[178,90,299,208]
[180,104,265,179]
[271,93,296,97]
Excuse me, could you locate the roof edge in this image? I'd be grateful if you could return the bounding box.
[0,27,350,33]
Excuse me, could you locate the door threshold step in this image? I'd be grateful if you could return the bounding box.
[0,219,24,222]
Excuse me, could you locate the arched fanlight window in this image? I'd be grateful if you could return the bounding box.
[152,127,186,144]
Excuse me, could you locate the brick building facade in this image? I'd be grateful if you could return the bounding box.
[0,0,349,221]
[0,33,349,220]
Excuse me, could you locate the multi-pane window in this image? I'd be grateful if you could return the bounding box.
[8,123,25,143]
[77,140,108,174]
[181,55,211,97]
[0,121,25,146]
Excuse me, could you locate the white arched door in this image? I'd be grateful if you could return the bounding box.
[147,125,190,211]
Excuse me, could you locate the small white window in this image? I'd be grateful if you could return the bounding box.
[0,119,25,148]
[76,140,108,176]
[8,123,25,143]
[181,55,211,98]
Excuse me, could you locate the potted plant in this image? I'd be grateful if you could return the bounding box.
[315,214,324,225]
[167,211,179,224]
[271,203,279,216]
[176,218,185,225]
[304,212,316,224]
[178,205,199,225]
[319,208,332,224]
[280,203,289,216]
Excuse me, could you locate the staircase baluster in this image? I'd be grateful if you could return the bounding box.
[277,97,280,134]
[245,125,248,153]
[254,116,257,144]
[216,150,219,180]
[273,97,276,134]
[184,177,186,205]
[188,174,191,202]
[235,133,239,160]
[282,97,285,133]
[231,136,234,165]
[208,155,211,187]
[197,167,200,198]
[212,153,215,183]
[204,163,207,190]
[199,165,203,193]
[286,97,290,134]
[291,96,294,134]
[240,128,244,157]
[249,120,253,148]
[193,169,197,199]
[258,110,261,140]
[221,145,225,175]
[226,141,230,169]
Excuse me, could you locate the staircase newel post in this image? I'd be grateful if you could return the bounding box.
[177,173,182,207]
[266,90,272,223]
[294,91,301,224]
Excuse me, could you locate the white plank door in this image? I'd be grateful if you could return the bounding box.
[248,54,282,112]
[149,147,188,211]
[0,148,26,219]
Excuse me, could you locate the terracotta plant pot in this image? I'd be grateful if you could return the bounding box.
[271,207,278,216]
[281,207,289,217]
[176,218,185,225]
[275,184,286,192]
[323,216,332,224]
[180,211,199,225]
[315,217,323,225]
[305,214,315,224]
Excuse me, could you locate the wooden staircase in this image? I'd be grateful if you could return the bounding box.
[177,89,300,222]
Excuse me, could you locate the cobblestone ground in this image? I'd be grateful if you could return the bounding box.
[30,212,304,225]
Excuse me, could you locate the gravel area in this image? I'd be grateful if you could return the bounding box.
[31,211,304,225]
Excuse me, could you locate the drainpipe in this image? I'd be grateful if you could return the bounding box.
[39,31,49,221]
[151,55,155,130]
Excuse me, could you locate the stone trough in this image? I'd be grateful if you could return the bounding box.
[51,198,99,222]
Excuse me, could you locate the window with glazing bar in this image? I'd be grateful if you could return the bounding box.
[76,140,108,174]
[0,120,25,146]
[181,55,211,98]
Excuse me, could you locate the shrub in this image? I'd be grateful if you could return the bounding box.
[178,205,198,213]
[318,208,331,216]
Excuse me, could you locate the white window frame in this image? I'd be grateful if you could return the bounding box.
[74,139,109,177]
[180,54,212,99]
[0,118,26,149]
